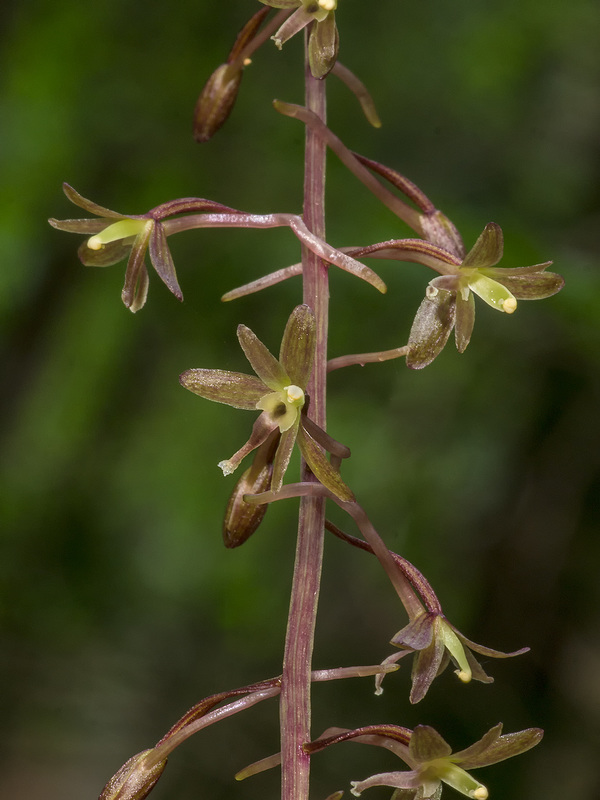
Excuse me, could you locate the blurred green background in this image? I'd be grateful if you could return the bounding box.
[1,0,599,798]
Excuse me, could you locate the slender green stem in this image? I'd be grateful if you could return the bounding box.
[279,37,328,800]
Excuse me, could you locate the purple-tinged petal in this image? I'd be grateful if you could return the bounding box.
[62,183,129,219]
[179,369,267,409]
[351,770,423,796]
[271,416,300,491]
[457,728,543,770]
[374,651,412,696]
[121,227,153,309]
[279,304,315,387]
[406,291,456,370]
[219,412,279,475]
[237,324,290,390]
[462,222,503,269]
[409,636,444,703]
[454,291,475,353]
[272,6,315,48]
[78,238,133,267]
[391,613,435,651]
[409,725,452,763]
[149,222,183,301]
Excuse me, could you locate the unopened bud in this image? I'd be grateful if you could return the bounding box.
[223,462,273,548]
[98,749,167,800]
[193,63,243,143]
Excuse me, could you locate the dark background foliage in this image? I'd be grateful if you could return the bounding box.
[1,1,599,798]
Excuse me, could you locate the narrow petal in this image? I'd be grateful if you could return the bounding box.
[271,416,300,491]
[463,648,494,684]
[406,291,456,370]
[454,291,475,353]
[62,183,126,219]
[409,725,452,762]
[409,635,444,703]
[462,223,503,269]
[258,0,299,8]
[458,728,543,770]
[296,424,354,502]
[487,271,564,300]
[457,629,529,659]
[279,304,316,387]
[149,222,183,300]
[272,6,314,48]
[219,412,278,475]
[121,226,153,309]
[451,725,503,766]
[179,369,267,409]
[301,414,351,459]
[351,771,423,796]
[237,325,290,390]
[129,264,150,313]
[49,217,110,234]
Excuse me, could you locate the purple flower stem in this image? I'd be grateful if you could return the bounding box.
[279,38,329,800]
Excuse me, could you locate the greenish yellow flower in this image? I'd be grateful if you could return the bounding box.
[49,183,238,311]
[382,610,528,704]
[306,723,543,800]
[404,222,563,368]
[180,304,353,502]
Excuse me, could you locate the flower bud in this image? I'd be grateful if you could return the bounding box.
[193,63,243,143]
[98,749,167,800]
[223,461,273,548]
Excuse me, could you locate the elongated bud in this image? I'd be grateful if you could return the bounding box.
[98,749,167,800]
[194,63,243,142]
[223,461,273,548]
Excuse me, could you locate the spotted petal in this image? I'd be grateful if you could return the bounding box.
[179,369,267,409]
